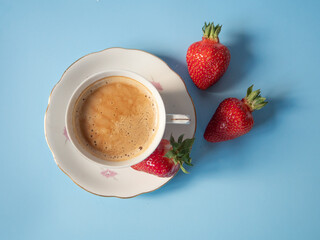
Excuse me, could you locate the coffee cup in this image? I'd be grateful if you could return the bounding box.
[65,70,190,168]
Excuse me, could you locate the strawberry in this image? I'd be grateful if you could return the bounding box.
[186,22,231,90]
[131,135,194,177]
[204,85,268,142]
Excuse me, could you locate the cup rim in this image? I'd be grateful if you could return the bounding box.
[65,69,166,168]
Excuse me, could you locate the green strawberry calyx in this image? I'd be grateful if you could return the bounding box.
[202,22,222,42]
[243,85,268,112]
[164,134,195,174]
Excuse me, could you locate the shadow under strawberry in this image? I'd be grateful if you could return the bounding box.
[207,32,257,93]
[254,93,294,130]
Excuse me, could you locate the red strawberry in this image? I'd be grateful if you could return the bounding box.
[131,135,194,177]
[204,85,268,142]
[186,22,231,90]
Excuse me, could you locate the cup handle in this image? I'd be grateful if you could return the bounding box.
[166,114,191,124]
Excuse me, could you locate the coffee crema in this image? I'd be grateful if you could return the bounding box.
[73,76,158,161]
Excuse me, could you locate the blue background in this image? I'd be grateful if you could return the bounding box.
[1,0,320,239]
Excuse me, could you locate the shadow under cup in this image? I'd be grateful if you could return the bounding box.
[65,70,166,168]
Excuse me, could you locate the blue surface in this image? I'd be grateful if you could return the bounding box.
[1,0,320,239]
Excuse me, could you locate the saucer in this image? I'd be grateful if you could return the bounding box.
[45,48,196,198]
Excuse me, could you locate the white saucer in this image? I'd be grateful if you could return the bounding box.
[45,48,196,198]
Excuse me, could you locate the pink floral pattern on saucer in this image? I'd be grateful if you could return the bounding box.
[63,127,69,143]
[151,81,163,91]
[101,169,118,178]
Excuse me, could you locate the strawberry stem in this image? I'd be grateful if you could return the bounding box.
[164,134,195,174]
[180,164,189,174]
[243,85,268,111]
[202,22,222,42]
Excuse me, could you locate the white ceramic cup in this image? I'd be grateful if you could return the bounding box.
[65,70,190,168]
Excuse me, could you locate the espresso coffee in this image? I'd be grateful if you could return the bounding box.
[73,76,158,161]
